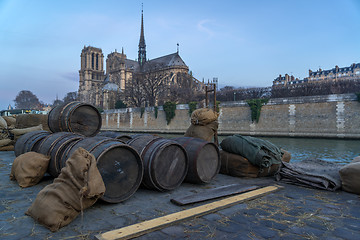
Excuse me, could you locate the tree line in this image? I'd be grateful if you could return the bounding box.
[13,90,78,110]
[216,79,360,102]
[13,79,360,110]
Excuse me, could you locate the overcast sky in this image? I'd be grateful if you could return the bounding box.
[1,0,360,110]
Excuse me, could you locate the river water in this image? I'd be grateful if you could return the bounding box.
[156,134,359,164]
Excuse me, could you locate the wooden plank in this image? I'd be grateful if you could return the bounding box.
[170,184,259,206]
[95,185,282,240]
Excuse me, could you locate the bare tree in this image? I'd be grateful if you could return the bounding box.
[63,91,78,103]
[168,72,202,104]
[14,90,41,109]
[142,70,170,106]
[125,73,146,107]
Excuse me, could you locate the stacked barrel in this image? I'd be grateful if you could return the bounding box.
[14,101,221,203]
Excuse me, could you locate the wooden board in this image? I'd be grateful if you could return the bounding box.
[170,184,259,206]
[95,185,282,240]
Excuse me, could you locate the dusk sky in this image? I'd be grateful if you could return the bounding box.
[1,0,360,110]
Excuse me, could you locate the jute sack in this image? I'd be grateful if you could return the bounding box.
[191,108,219,126]
[0,145,14,151]
[26,148,105,232]
[3,116,16,128]
[339,162,360,194]
[220,150,258,178]
[281,149,291,163]
[15,114,50,131]
[220,149,291,178]
[10,124,43,141]
[0,138,12,147]
[184,121,218,142]
[352,156,360,163]
[0,116,7,129]
[10,152,50,188]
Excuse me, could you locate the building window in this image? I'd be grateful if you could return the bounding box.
[96,54,99,70]
[92,53,94,69]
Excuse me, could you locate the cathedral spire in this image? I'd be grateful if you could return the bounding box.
[138,4,146,66]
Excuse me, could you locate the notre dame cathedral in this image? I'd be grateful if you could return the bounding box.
[78,9,204,110]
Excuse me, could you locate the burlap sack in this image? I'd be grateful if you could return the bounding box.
[339,162,360,194]
[281,149,291,163]
[0,145,14,151]
[0,138,12,147]
[352,156,360,163]
[191,108,219,126]
[10,124,43,141]
[220,149,290,178]
[15,114,50,131]
[26,148,105,232]
[184,121,218,142]
[220,150,259,178]
[10,152,50,188]
[3,116,16,128]
[0,116,7,129]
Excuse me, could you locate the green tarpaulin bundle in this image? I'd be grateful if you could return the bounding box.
[220,135,282,169]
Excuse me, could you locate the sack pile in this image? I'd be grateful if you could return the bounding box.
[220,149,291,178]
[185,108,219,142]
[0,115,48,151]
[15,114,50,131]
[0,116,16,151]
[26,148,105,231]
[219,134,291,178]
[339,156,360,194]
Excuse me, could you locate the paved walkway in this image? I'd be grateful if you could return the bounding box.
[0,151,359,240]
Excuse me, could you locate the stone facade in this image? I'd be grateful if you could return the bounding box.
[273,63,360,87]
[101,93,360,139]
[79,10,202,110]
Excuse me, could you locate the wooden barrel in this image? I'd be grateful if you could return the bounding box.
[127,135,188,191]
[97,131,132,142]
[48,101,101,137]
[61,137,143,203]
[126,134,161,153]
[14,130,51,157]
[173,137,220,184]
[36,132,84,177]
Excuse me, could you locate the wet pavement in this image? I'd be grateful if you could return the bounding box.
[0,150,359,240]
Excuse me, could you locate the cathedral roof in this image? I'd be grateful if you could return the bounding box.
[141,52,188,72]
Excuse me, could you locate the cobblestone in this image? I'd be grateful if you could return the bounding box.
[1,151,360,239]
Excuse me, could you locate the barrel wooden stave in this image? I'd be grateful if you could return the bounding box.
[97,131,132,142]
[128,136,188,191]
[44,133,84,177]
[14,130,50,157]
[174,137,220,184]
[48,101,101,137]
[61,137,143,203]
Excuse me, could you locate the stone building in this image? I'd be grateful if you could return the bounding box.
[273,63,360,87]
[79,9,203,109]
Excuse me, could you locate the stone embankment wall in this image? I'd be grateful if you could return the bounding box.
[102,93,360,139]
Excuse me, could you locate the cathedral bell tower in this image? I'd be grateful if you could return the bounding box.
[78,46,105,105]
[138,7,146,66]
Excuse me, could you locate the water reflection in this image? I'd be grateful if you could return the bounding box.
[224,136,359,163]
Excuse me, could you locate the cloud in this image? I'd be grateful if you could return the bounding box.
[197,19,215,37]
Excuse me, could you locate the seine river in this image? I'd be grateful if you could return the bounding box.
[157,134,359,164]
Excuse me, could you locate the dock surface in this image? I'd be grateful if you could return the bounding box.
[0,151,359,239]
